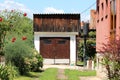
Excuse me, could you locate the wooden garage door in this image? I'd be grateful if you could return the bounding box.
[40,37,70,61]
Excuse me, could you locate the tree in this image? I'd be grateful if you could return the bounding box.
[78,39,96,61]
[0,10,19,55]
[89,31,96,38]
[0,10,33,55]
[86,39,96,59]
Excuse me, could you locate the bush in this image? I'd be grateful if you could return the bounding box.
[0,64,18,80]
[30,49,43,71]
[4,39,33,75]
[101,38,120,80]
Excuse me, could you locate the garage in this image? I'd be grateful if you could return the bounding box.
[34,14,80,65]
[40,37,70,64]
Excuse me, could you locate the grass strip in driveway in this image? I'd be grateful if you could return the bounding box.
[14,68,58,80]
[65,69,96,80]
[39,68,58,80]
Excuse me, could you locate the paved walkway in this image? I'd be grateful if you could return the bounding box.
[57,69,68,80]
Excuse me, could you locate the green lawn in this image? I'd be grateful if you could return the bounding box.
[14,72,41,80]
[39,68,58,80]
[14,68,58,80]
[14,68,96,80]
[65,69,96,80]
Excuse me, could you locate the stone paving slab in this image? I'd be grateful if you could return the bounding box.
[57,69,68,80]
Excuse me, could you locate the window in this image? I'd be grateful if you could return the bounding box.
[97,6,99,14]
[101,3,104,16]
[101,3,104,10]
[43,39,51,44]
[101,17,104,21]
[58,40,66,44]
[105,15,108,19]
[106,0,108,6]
[97,20,99,23]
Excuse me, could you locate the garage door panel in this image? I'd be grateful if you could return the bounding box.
[40,38,54,58]
[40,37,70,64]
[55,38,70,59]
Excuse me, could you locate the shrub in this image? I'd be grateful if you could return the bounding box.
[4,39,33,75]
[0,64,18,80]
[101,38,120,80]
[30,49,43,71]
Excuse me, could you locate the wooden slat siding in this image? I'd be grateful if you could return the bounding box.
[40,37,70,59]
[34,14,80,32]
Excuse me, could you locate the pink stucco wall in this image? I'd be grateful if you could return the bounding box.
[116,0,120,36]
[96,0,120,52]
[96,0,110,52]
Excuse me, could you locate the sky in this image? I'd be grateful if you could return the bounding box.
[0,0,96,21]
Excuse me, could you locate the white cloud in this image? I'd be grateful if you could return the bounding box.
[43,7,64,13]
[81,14,90,22]
[0,0,33,18]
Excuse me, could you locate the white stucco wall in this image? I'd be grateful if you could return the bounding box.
[34,32,78,65]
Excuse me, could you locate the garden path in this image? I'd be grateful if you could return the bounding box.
[43,65,103,80]
[57,69,68,80]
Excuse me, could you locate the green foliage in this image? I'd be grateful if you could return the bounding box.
[88,31,96,38]
[65,69,96,80]
[77,40,84,60]
[0,64,18,80]
[78,39,96,60]
[4,39,33,75]
[0,10,15,55]
[0,9,33,55]
[101,38,120,80]
[86,39,96,59]
[27,49,43,72]
[30,54,43,71]
[0,65,9,80]
[102,57,120,80]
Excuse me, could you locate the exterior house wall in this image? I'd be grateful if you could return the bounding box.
[116,0,120,36]
[90,10,96,29]
[96,0,111,52]
[96,0,111,78]
[96,0,120,78]
[34,14,80,32]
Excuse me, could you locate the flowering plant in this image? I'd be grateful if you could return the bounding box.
[0,10,27,55]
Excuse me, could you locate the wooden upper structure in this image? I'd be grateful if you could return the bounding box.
[33,14,80,32]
